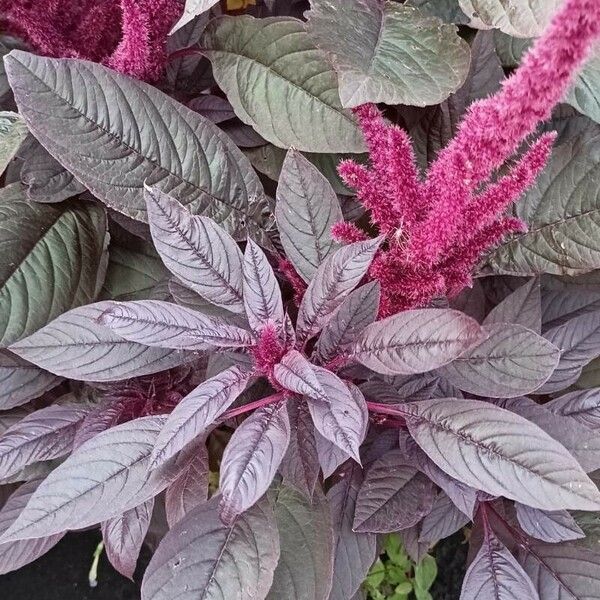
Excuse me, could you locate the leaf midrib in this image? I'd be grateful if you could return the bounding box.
[4,434,160,539]
[15,57,262,226]
[204,25,358,131]
[152,195,243,303]
[413,408,593,505]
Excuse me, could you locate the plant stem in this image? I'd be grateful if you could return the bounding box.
[219,392,285,421]
[485,503,531,550]
[88,540,104,588]
[366,402,408,426]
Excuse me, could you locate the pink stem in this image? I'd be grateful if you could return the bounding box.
[219,392,285,421]
[366,402,408,417]
[366,401,408,426]
[485,503,531,550]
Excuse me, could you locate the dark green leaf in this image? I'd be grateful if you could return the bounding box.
[306,0,470,108]
[0,112,27,175]
[0,184,108,346]
[201,16,365,152]
[267,486,334,600]
[488,133,600,276]
[459,0,560,37]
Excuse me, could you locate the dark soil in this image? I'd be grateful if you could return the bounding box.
[0,528,467,600]
[431,531,468,600]
[0,531,149,600]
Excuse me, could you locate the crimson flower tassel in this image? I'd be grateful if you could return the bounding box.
[337,0,600,317]
[0,0,182,82]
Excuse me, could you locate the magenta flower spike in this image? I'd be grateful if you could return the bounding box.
[0,0,181,82]
[337,0,600,316]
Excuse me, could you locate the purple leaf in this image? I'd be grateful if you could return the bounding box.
[205,350,254,377]
[419,492,471,544]
[409,443,478,517]
[496,396,600,473]
[0,479,64,575]
[394,375,442,401]
[351,309,484,376]
[102,499,154,580]
[403,398,600,511]
[306,370,368,463]
[0,350,61,410]
[353,449,434,533]
[439,324,560,397]
[275,148,343,282]
[242,238,284,332]
[73,399,128,449]
[546,388,600,431]
[514,504,584,543]
[170,0,218,34]
[187,94,235,123]
[358,379,405,404]
[399,525,431,564]
[296,237,382,344]
[0,416,181,542]
[279,402,320,498]
[273,350,326,399]
[20,139,86,204]
[4,51,268,238]
[518,541,600,599]
[0,402,89,480]
[328,463,377,600]
[429,374,465,399]
[484,277,541,333]
[165,438,209,527]
[541,286,600,330]
[9,303,187,382]
[267,485,334,600]
[315,282,380,365]
[201,17,365,153]
[221,121,267,148]
[100,235,170,302]
[141,496,280,600]
[540,310,600,393]
[315,428,352,479]
[145,187,245,314]
[169,278,238,318]
[0,408,32,437]
[151,365,252,469]
[282,313,297,348]
[305,0,471,108]
[165,13,212,94]
[450,280,486,322]
[219,400,291,523]
[360,377,437,404]
[461,528,539,600]
[361,427,399,466]
[98,300,254,349]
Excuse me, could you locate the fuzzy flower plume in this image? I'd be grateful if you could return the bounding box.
[252,323,286,381]
[0,0,182,82]
[337,0,600,317]
[73,366,194,448]
[277,257,308,304]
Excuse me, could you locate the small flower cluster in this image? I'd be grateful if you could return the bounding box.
[91,366,195,423]
[0,0,182,82]
[335,0,600,317]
